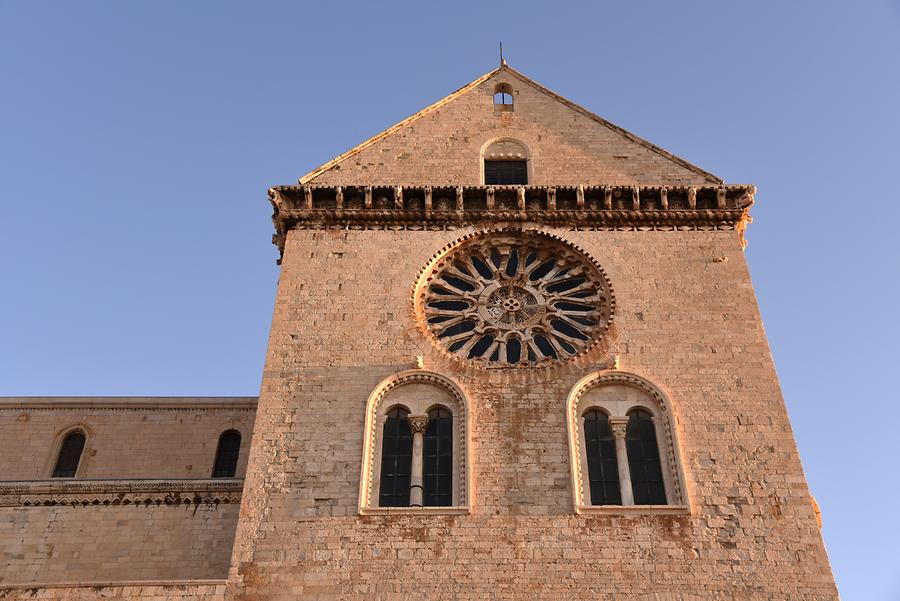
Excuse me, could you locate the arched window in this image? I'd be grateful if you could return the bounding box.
[52,430,86,478]
[626,409,666,505]
[378,407,413,507]
[212,429,242,478]
[493,83,514,111]
[566,371,689,513]
[482,139,529,185]
[582,410,621,505]
[423,406,453,507]
[360,371,471,514]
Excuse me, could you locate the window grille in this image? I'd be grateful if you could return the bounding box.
[626,410,667,504]
[378,407,412,507]
[484,160,527,185]
[423,407,453,506]
[583,410,622,505]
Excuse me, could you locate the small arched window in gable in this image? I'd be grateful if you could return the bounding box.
[423,406,453,507]
[493,83,514,112]
[626,409,667,505]
[583,410,621,505]
[212,429,242,478]
[378,407,413,507]
[52,430,86,478]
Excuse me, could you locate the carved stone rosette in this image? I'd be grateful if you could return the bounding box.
[415,231,614,367]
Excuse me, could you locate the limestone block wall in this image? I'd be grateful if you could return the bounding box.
[228,227,837,600]
[0,582,226,601]
[304,68,719,187]
[0,499,240,586]
[0,398,256,480]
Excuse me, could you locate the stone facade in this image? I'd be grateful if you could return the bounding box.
[0,64,838,599]
[0,398,255,589]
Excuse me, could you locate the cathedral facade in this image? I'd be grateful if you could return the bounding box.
[0,65,838,600]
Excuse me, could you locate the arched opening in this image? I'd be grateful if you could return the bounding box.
[52,430,86,478]
[482,138,529,185]
[212,429,242,478]
[493,83,514,111]
[378,406,413,507]
[423,406,453,507]
[626,409,666,505]
[582,409,621,505]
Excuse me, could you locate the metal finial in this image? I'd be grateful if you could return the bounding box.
[500,42,506,66]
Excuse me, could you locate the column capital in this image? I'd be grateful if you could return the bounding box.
[609,417,629,439]
[408,414,429,434]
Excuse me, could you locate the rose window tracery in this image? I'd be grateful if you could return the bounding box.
[416,232,614,366]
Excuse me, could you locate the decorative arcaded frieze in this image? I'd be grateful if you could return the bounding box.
[0,478,244,507]
[268,184,755,258]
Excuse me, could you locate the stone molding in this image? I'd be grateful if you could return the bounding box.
[565,370,690,513]
[0,478,244,507]
[358,370,472,514]
[0,397,258,412]
[268,184,756,258]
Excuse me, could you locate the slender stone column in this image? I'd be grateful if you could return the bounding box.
[609,418,634,505]
[407,414,429,507]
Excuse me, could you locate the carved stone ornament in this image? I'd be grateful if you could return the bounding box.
[415,231,614,367]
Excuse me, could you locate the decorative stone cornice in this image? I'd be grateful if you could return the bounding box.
[268,184,755,260]
[0,397,257,412]
[0,478,244,507]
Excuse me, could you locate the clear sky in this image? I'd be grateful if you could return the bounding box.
[1,1,898,598]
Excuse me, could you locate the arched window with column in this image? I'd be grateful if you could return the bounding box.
[566,371,689,513]
[52,430,86,478]
[212,429,242,478]
[359,370,472,514]
[378,407,413,507]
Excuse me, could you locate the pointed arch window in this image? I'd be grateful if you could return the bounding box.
[378,407,413,507]
[583,410,621,505]
[52,430,86,478]
[212,429,242,478]
[626,409,667,505]
[423,406,453,507]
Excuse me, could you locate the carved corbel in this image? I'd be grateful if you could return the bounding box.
[424,187,432,211]
[456,186,464,211]
[603,187,612,210]
[576,185,585,209]
[547,188,556,211]
[688,187,697,210]
[517,187,526,210]
[486,187,495,210]
[304,186,313,210]
[335,186,343,210]
[364,186,372,209]
[659,187,668,210]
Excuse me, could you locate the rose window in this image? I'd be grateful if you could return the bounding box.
[416,232,614,366]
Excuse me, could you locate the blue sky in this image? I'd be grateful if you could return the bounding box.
[1,1,898,598]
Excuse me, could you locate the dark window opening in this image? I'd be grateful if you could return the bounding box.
[212,429,242,478]
[484,160,527,185]
[423,407,453,507]
[379,407,412,507]
[626,410,667,505]
[583,410,621,505]
[52,431,86,478]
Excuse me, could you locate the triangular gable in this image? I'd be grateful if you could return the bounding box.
[301,65,722,186]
